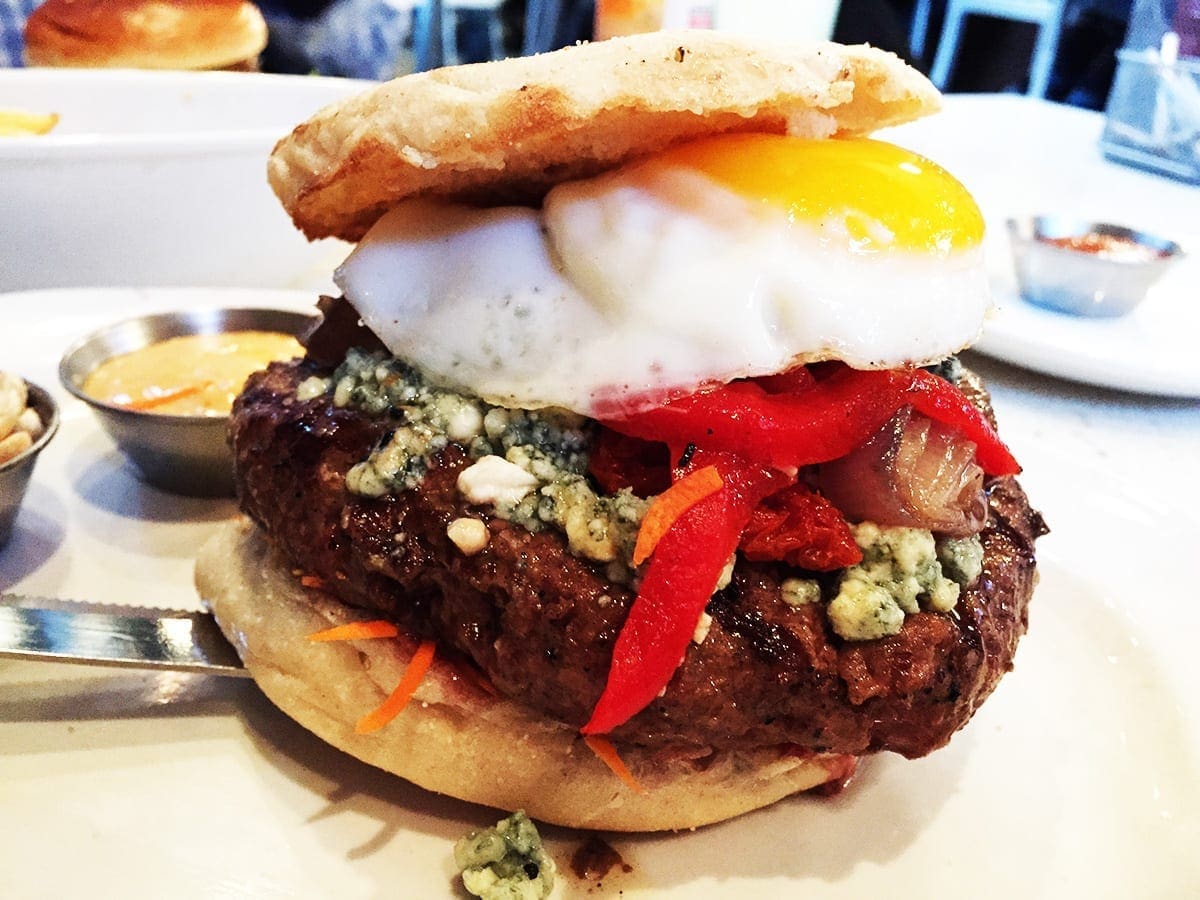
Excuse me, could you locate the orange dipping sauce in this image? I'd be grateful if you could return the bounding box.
[83,331,303,416]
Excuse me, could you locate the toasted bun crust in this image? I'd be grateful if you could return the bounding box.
[23,0,268,70]
[196,517,843,832]
[268,31,940,242]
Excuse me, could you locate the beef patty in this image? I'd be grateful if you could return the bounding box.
[231,357,1046,760]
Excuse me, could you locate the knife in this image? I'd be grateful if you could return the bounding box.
[0,594,250,677]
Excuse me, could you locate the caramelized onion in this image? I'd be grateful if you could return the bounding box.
[815,408,986,537]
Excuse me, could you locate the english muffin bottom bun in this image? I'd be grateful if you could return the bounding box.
[23,0,268,71]
[198,518,849,832]
[196,31,1047,833]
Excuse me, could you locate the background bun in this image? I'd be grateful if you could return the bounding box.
[197,517,844,832]
[23,0,268,71]
[268,31,939,242]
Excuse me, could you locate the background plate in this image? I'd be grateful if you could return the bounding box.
[974,231,1200,397]
[884,95,1200,398]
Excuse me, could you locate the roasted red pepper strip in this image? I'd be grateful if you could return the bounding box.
[599,366,1020,476]
[599,367,909,472]
[906,369,1021,475]
[581,450,787,735]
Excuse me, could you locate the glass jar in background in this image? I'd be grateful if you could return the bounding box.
[1100,0,1200,183]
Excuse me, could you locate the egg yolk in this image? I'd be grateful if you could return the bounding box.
[641,133,984,256]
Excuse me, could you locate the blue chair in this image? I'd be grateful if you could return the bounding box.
[924,0,1069,98]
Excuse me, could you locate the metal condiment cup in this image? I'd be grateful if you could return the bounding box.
[58,307,315,498]
[1008,216,1184,318]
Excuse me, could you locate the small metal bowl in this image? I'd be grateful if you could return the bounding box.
[1008,216,1184,318]
[58,307,314,498]
[0,380,60,548]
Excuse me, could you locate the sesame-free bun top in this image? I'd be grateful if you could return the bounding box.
[23,0,268,71]
[269,31,940,242]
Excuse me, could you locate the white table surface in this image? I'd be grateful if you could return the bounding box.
[2,96,1199,898]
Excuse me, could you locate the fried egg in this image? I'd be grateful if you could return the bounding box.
[336,134,988,414]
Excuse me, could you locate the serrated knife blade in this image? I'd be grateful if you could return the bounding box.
[0,594,249,677]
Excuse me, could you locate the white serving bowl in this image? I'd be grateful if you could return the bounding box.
[0,69,372,291]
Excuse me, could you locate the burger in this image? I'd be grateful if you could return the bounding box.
[196,31,1047,833]
[23,0,268,71]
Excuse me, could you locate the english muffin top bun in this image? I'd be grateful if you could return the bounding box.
[24,0,268,71]
[269,32,940,242]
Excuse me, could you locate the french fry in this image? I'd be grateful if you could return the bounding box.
[0,108,59,136]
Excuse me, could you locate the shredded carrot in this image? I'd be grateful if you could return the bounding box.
[632,465,724,566]
[355,640,437,734]
[583,735,647,795]
[118,382,210,411]
[307,620,399,642]
[299,574,326,590]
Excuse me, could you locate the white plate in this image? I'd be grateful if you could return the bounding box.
[3,288,1198,898]
[974,231,1200,398]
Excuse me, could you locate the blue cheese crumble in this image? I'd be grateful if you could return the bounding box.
[454,810,556,900]
[331,349,590,498]
[496,446,647,565]
[332,349,646,565]
[780,577,822,607]
[827,523,983,641]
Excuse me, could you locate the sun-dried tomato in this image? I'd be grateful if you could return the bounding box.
[739,483,862,571]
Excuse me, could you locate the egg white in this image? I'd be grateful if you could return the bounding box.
[335,159,990,415]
